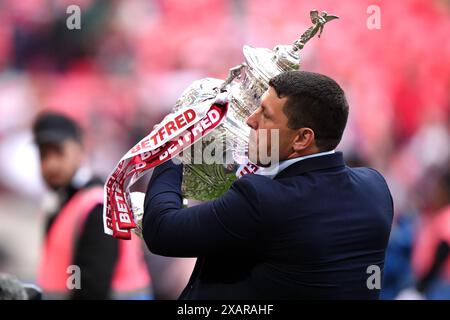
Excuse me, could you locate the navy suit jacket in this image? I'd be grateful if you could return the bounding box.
[143,152,393,299]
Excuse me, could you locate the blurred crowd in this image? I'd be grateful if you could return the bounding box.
[0,0,449,299]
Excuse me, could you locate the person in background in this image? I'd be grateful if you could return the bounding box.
[409,166,450,299]
[33,112,151,299]
[380,211,417,300]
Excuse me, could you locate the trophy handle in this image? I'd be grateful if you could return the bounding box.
[219,63,247,92]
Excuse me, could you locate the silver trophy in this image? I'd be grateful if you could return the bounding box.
[175,10,339,201]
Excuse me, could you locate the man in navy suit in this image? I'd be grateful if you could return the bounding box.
[142,71,393,299]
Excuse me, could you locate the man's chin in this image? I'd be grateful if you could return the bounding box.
[48,184,62,191]
[45,180,66,191]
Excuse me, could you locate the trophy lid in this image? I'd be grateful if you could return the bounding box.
[242,10,338,84]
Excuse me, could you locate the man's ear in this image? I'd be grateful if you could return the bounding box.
[292,128,315,153]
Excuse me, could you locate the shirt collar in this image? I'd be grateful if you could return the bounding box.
[255,150,336,179]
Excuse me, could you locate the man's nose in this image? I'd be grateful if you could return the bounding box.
[41,153,60,171]
[246,111,258,130]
